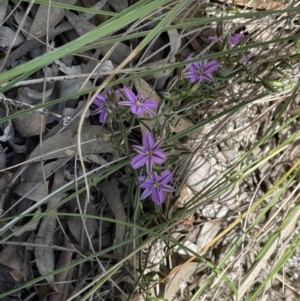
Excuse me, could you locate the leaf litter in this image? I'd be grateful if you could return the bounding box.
[0,1,300,301]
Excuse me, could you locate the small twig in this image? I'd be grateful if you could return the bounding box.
[0,96,71,125]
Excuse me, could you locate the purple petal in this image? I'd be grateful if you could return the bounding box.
[243,53,253,62]
[202,73,214,82]
[158,170,173,185]
[143,99,158,109]
[132,145,146,154]
[130,154,148,169]
[184,71,196,79]
[190,75,199,83]
[130,105,144,115]
[119,101,133,107]
[123,87,137,103]
[140,188,152,200]
[153,138,164,150]
[151,150,166,164]
[138,175,147,183]
[151,188,164,205]
[140,177,154,189]
[185,56,193,61]
[142,132,155,149]
[188,62,201,72]
[94,94,106,106]
[91,107,103,116]
[142,107,156,116]
[208,35,218,41]
[146,159,153,173]
[99,111,108,123]
[161,184,175,193]
[204,60,220,73]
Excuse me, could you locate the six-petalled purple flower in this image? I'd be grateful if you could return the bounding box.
[92,91,118,124]
[131,132,166,173]
[184,57,220,83]
[119,87,158,116]
[138,170,175,205]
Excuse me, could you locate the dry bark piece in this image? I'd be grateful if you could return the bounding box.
[223,0,289,9]
[28,0,77,40]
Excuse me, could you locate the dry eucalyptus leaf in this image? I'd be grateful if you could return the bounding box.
[100,178,127,257]
[0,263,24,295]
[12,110,46,138]
[143,29,181,89]
[65,10,133,64]
[67,195,97,249]
[14,181,48,203]
[57,78,92,108]
[49,238,73,301]
[170,115,201,139]
[35,216,57,290]
[14,159,68,202]
[109,0,128,12]
[0,26,25,51]
[28,0,77,40]
[0,245,24,272]
[12,208,42,237]
[14,12,33,38]
[0,0,7,25]
[164,262,206,300]
[28,125,115,162]
[54,59,83,75]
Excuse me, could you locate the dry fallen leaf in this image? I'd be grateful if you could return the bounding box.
[164,262,206,300]
[67,193,97,249]
[28,125,116,162]
[28,0,77,40]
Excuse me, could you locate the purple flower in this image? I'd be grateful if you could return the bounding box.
[91,91,118,124]
[208,35,218,41]
[184,57,220,83]
[131,132,166,173]
[228,33,244,48]
[242,52,253,62]
[138,170,175,205]
[91,93,109,124]
[119,87,158,115]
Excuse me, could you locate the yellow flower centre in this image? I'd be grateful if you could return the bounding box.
[198,67,205,75]
[153,182,160,188]
[147,149,153,157]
